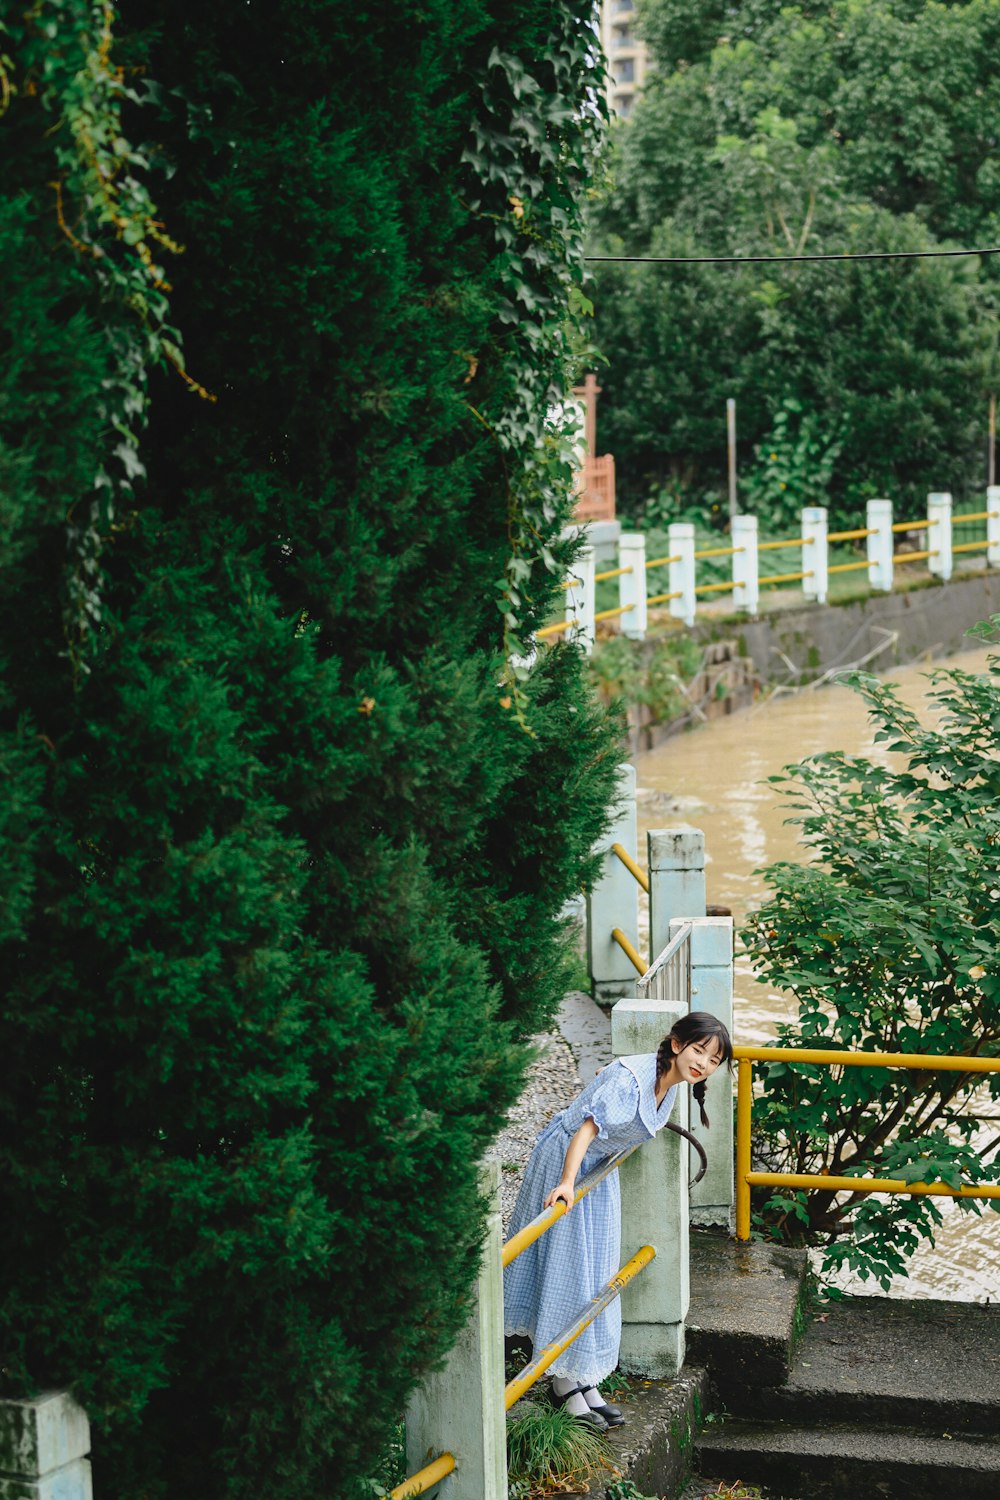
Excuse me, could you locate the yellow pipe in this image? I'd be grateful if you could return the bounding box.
[746,1170,1000,1201]
[954,510,992,523]
[646,589,683,606]
[535,619,573,639]
[557,577,584,591]
[502,1145,642,1268]
[504,1245,656,1410]
[761,570,812,586]
[736,1059,753,1241]
[694,544,744,560]
[611,927,647,977]
[694,579,737,594]
[826,526,877,542]
[645,553,681,569]
[390,1452,456,1499]
[894,549,935,563]
[757,537,809,551]
[827,559,871,575]
[594,565,633,582]
[732,1044,1000,1072]
[952,540,990,554]
[611,842,650,893]
[594,603,634,623]
[892,518,931,532]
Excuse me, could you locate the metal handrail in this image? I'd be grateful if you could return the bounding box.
[390,1453,456,1499]
[611,927,646,976]
[502,1145,642,1268]
[760,569,813,586]
[611,841,649,892]
[733,1044,1000,1241]
[504,1246,655,1409]
[826,526,877,543]
[758,536,811,551]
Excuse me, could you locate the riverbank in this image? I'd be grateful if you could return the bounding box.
[593,564,1000,751]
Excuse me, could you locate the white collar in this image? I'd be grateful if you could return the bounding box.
[616,1053,676,1134]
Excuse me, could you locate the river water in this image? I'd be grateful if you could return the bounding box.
[633,641,999,1302]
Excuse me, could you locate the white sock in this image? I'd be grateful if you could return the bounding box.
[551,1377,590,1417]
[581,1386,605,1408]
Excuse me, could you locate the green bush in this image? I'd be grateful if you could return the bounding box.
[0,4,620,1497]
[744,619,1000,1289]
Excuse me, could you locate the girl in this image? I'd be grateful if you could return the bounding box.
[503,1011,733,1430]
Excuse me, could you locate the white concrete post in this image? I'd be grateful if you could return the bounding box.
[566,544,596,654]
[986,486,1000,567]
[927,491,953,581]
[0,1391,92,1500]
[587,764,641,1003]
[647,826,706,963]
[668,522,696,628]
[613,996,689,1378]
[801,506,828,604]
[405,1160,506,1500]
[867,498,894,592]
[618,532,648,641]
[731,513,759,615]
[670,916,735,1228]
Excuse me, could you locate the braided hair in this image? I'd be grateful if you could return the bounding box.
[655,1011,734,1128]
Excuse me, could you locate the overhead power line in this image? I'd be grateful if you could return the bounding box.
[586,246,1000,265]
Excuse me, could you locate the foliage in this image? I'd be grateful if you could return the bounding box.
[0,4,622,1499]
[589,632,702,726]
[588,0,1000,524]
[743,619,1000,1289]
[506,1399,616,1495]
[741,398,842,534]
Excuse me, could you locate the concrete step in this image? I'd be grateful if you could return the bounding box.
[696,1416,1000,1500]
[686,1229,810,1388]
[730,1295,1000,1435]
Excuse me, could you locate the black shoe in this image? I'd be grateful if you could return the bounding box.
[580,1386,625,1427]
[549,1383,610,1431]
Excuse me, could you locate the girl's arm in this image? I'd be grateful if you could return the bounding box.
[543,1117,599,1214]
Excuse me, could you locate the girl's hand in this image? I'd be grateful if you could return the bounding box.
[544,1179,576,1213]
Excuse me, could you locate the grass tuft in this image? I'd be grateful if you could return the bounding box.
[507,1399,616,1495]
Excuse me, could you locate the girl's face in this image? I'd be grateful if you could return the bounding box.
[672,1034,725,1086]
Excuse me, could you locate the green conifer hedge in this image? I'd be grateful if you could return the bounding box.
[0,4,617,1496]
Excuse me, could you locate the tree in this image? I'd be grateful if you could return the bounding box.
[588,0,1000,521]
[0,4,620,1497]
[743,620,1000,1290]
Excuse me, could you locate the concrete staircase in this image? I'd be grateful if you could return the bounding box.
[687,1229,1000,1499]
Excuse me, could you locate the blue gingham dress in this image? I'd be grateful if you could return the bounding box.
[503,1054,677,1385]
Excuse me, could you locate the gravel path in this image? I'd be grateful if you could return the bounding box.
[492,1027,583,1231]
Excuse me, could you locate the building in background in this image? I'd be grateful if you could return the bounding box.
[600,0,651,118]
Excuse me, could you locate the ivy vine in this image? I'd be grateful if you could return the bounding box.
[3,2,207,674]
[461,11,607,726]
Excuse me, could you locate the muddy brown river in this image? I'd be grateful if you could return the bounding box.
[633,642,999,1301]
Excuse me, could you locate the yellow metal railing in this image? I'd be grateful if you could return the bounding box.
[390,1453,457,1499]
[611,842,650,893]
[733,1044,1000,1241]
[895,549,937,564]
[645,552,681,570]
[535,618,574,640]
[760,570,813,587]
[611,926,647,976]
[646,588,683,607]
[757,536,811,551]
[503,1245,655,1409]
[826,526,877,543]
